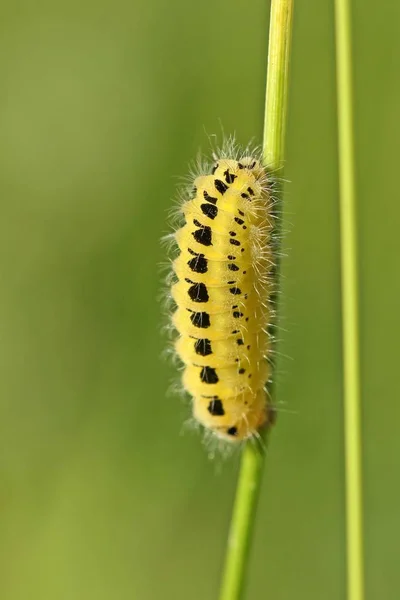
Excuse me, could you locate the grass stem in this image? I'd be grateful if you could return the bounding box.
[218,2,293,599]
[334,1,365,599]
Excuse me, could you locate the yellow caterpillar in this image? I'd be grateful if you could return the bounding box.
[169,147,275,442]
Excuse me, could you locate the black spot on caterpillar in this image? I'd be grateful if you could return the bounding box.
[190,311,211,328]
[192,221,212,246]
[207,398,225,416]
[194,338,212,356]
[201,203,218,220]
[200,366,219,384]
[203,190,218,204]
[227,426,238,437]
[224,169,237,184]
[187,251,208,273]
[214,179,228,194]
[188,282,209,303]
[233,311,243,319]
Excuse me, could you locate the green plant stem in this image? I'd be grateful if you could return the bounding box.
[334,1,364,600]
[263,0,293,168]
[218,3,293,600]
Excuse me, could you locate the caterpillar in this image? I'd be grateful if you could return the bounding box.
[167,143,276,443]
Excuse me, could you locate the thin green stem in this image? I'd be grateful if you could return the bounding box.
[334,1,364,600]
[218,441,267,600]
[218,3,293,600]
[263,0,293,168]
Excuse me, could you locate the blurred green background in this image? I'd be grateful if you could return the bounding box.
[0,1,399,598]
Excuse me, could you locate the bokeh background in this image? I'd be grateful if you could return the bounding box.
[0,1,399,598]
